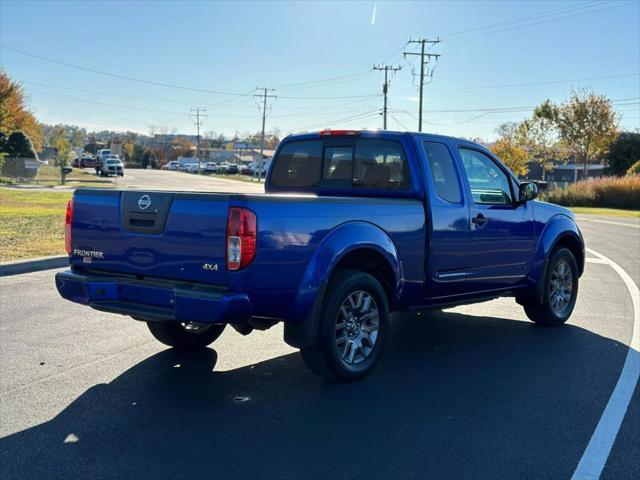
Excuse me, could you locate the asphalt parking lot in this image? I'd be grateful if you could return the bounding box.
[0,193,638,478]
[93,168,265,193]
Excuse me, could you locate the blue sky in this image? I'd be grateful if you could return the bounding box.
[1,0,638,139]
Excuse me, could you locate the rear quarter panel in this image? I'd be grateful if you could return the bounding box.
[229,195,426,322]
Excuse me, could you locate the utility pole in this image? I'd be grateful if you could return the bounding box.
[254,87,276,181]
[190,108,207,174]
[404,37,441,132]
[373,64,402,129]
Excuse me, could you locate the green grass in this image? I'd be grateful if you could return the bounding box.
[0,187,72,261]
[569,207,640,218]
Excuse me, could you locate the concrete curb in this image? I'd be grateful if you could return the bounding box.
[0,256,69,277]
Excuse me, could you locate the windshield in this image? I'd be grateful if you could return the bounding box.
[106,159,120,165]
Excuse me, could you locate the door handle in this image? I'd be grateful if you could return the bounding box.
[472,213,488,225]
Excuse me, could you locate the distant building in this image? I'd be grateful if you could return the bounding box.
[200,149,243,163]
[522,160,606,186]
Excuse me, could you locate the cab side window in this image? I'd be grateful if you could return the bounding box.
[459,148,513,205]
[423,141,462,203]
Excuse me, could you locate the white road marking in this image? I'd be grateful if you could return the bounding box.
[571,248,640,480]
[577,217,640,229]
[585,258,609,265]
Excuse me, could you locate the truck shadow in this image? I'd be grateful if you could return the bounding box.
[0,310,634,480]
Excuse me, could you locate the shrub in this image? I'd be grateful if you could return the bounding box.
[545,176,640,210]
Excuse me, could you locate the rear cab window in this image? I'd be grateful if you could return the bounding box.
[269,136,412,192]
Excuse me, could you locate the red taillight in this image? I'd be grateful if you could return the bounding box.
[319,129,360,136]
[64,199,74,255]
[226,207,257,271]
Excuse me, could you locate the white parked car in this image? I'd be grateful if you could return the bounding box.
[99,157,124,177]
[163,161,180,171]
[204,162,218,173]
[183,163,201,173]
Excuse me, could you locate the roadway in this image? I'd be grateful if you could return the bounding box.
[112,169,265,193]
[0,187,638,478]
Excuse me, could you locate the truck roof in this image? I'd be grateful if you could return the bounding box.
[281,129,484,149]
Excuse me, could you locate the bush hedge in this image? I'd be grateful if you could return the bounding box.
[545,175,640,210]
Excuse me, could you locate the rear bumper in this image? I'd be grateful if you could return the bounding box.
[55,270,252,324]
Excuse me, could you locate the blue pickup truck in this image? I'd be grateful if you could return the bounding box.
[56,130,584,381]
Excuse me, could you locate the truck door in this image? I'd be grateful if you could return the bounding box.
[456,147,536,291]
[421,141,472,299]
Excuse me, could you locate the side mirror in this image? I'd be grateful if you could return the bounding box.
[519,182,538,203]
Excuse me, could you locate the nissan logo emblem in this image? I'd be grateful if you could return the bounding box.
[138,194,151,210]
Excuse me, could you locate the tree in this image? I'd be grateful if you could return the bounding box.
[7,131,38,159]
[266,128,281,149]
[68,126,86,148]
[605,131,640,176]
[122,139,136,164]
[0,70,44,151]
[554,89,618,176]
[517,100,565,180]
[50,126,72,185]
[489,139,529,176]
[489,123,529,176]
[170,136,193,159]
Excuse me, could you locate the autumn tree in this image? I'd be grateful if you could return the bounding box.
[554,89,618,176]
[170,136,194,159]
[0,70,44,151]
[517,100,565,180]
[122,140,136,164]
[489,122,529,176]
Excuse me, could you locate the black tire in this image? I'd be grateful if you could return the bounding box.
[146,321,226,349]
[301,270,390,382]
[523,247,579,326]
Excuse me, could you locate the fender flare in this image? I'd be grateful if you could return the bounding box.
[528,214,584,302]
[284,221,400,348]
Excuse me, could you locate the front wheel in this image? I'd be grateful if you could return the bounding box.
[301,270,389,382]
[523,247,579,326]
[146,321,226,349]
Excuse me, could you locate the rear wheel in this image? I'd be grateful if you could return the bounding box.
[301,270,389,382]
[146,321,226,349]
[523,247,578,326]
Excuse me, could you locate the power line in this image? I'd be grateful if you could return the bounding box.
[0,44,251,97]
[274,71,373,90]
[284,109,381,133]
[27,90,184,115]
[444,1,603,37]
[429,73,640,91]
[404,37,442,132]
[277,93,380,100]
[388,112,410,131]
[23,72,638,106]
[446,2,633,40]
[373,64,402,129]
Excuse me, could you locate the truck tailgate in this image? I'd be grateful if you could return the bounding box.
[70,190,230,285]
